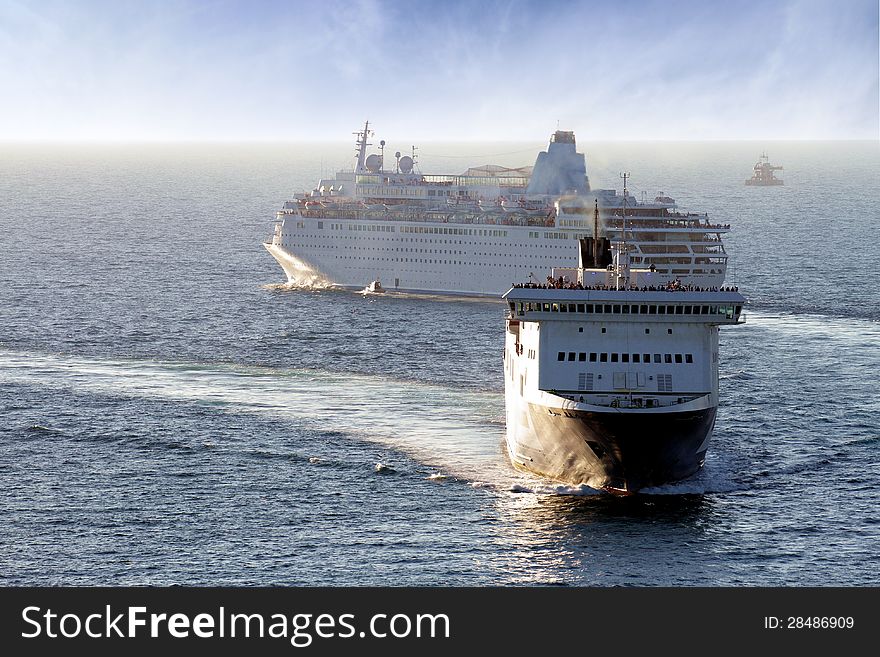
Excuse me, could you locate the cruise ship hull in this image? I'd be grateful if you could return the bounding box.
[265,233,726,298]
[506,401,717,493]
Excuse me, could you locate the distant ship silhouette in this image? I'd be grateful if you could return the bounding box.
[745,153,783,186]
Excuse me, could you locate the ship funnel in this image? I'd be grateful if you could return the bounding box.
[526,130,590,196]
[578,237,611,269]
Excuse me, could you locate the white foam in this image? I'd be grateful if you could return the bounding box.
[536,483,602,496]
[263,278,337,292]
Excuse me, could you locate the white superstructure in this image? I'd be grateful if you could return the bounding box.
[265,123,731,296]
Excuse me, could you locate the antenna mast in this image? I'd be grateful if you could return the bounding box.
[354,120,372,172]
[615,171,631,290]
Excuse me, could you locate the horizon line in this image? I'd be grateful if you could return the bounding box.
[2,137,877,145]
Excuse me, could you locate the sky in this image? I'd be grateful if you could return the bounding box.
[0,0,877,141]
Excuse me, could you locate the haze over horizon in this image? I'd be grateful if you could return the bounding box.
[1,0,877,142]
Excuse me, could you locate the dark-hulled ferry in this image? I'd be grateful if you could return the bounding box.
[502,200,745,493]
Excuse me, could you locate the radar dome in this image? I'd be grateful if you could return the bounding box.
[398,155,414,173]
[365,154,382,172]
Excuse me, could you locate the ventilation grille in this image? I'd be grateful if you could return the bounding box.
[657,374,673,392]
[578,372,594,391]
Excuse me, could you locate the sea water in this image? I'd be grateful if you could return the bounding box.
[0,140,877,585]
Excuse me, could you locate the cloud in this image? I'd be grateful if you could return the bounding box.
[0,0,875,140]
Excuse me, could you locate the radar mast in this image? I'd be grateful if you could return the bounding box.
[354,121,372,172]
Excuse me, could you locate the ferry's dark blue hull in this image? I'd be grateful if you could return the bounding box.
[510,403,718,493]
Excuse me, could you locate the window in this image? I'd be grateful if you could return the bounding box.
[645,328,650,334]
[611,353,619,363]
[675,354,683,363]
[622,353,630,363]
[568,352,576,361]
[668,328,673,334]
[568,304,576,312]
[558,352,565,361]
[577,304,585,313]
[595,305,603,313]
[633,354,641,363]
[658,306,666,314]
[613,305,621,313]
[654,354,662,363]
[585,304,593,313]
[640,305,648,314]
[604,305,612,313]
[589,353,597,362]
[644,353,650,363]
[685,354,693,363]
[578,353,587,362]
[684,305,692,314]
[665,354,672,363]
[600,353,608,362]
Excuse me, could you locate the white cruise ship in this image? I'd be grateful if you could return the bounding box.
[503,238,745,493]
[264,122,731,296]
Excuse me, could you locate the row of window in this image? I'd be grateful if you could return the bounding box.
[347,223,395,232]
[304,222,512,238]
[516,302,741,317]
[369,187,423,196]
[557,352,695,364]
[401,226,507,237]
[353,176,528,188]
[527,231,570,239]
[294,232,513,247]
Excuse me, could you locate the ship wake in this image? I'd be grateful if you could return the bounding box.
[1,349,748,498]
[0,349,519,489]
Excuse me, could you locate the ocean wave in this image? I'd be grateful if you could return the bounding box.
[25,424,65,434]
[719,369,753,380]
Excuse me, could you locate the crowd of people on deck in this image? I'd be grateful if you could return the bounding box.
[511,276,739,293]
